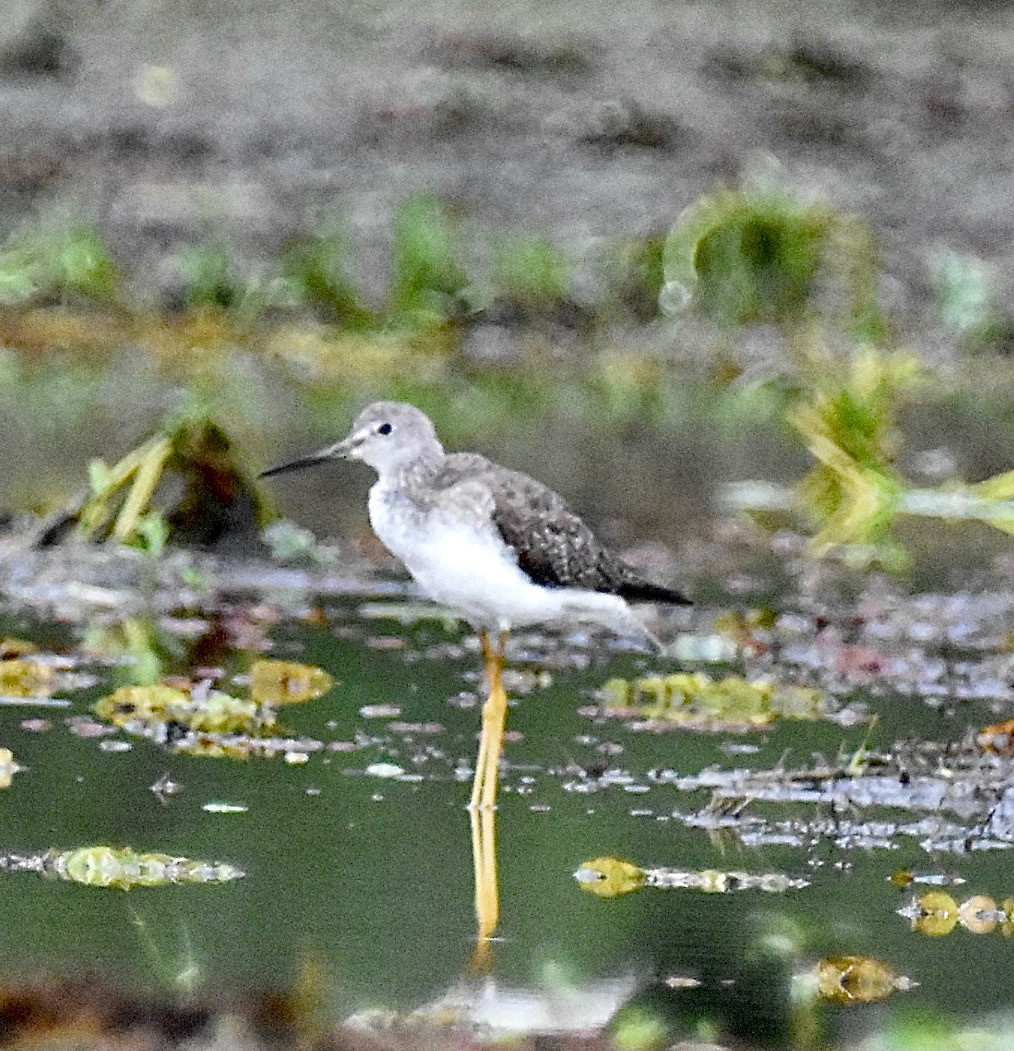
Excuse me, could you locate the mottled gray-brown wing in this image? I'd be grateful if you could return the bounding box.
[435,453,689,603]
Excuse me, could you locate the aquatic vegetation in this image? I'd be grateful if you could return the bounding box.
[96,684,264,735]
[0,846,244,889]
[789,342,916,563]
[728,342,1014,564]
[599,671,823,728]
[73,405,269,547]
[249,659,334,705]
[902,891,1014,938]
[93,659,333,758]
[662,187,885,338]
[573,856,645,897]
[814,956,915,1004]
[81,617,182,687]
[279,229,376,327]
[575,856,808,898]
[0,657,55,698]
[389,194,470,327]
[0,222,118,307]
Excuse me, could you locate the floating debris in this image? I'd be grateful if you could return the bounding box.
[903,891,1011,936]
[249,659,333,705]
[202,801,248,814]
[95,684,263,735]
[170,732,324,760]
[977,719,1014,754]
[149,772,183,803]
[0,846,244,889]
[575,856,808,898]
[360,704,402,719]
[959,895,1002,934]
[599,671,828,729]
[654,742,1014,854]
[662,632,740,663]
[0,659,54,699]
[359,601,461,631]
[888,868,966,889]
[815,955,916,1003]
[365,762,406,779]
[0,748,24,789]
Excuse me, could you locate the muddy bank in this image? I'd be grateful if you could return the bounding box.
[2,0,1013,353]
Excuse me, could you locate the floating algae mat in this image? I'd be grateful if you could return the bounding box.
[0,657,55,698]
[574,856,809,898]
[813,956,916,1004]
[0,846,244,889]
[93,659,334,757]
[597,670,847,728]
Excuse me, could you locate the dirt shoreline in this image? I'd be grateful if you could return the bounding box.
[2,0,1013,353]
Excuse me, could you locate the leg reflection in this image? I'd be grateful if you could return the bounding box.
[468,802,499,973]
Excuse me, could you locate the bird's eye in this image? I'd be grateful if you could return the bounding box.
[377,422,393,435]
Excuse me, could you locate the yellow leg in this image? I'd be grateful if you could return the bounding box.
[468,630,509,812]
[468,803,499,973]
[468,629,508,967]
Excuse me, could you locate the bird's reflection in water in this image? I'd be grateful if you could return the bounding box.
[468,802,499,973]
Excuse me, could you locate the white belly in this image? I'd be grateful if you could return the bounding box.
[367,482,649,640]
[368,488,546,627]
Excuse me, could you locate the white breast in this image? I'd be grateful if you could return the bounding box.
[368,481,561,630]
[366,480,649,641]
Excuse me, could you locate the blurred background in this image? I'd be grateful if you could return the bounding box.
[1,6,1014,1048]
[0,0,1011,564]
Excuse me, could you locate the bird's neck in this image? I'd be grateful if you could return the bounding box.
[375,451,444,493]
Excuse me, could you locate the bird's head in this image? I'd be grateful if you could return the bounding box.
[261,401,444,480]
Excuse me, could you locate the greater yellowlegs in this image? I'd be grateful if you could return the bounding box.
[262,401,689,810]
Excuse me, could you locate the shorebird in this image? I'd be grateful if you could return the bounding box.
[262,401,689,810]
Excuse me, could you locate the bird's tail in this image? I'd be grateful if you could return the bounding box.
[559,591,667,653]
[617,580,692,606]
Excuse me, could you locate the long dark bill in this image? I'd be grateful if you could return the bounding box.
[259,450,332,479]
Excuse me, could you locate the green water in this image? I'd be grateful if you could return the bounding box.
[1,583,1013,1045]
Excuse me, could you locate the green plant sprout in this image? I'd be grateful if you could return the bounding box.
[0,222,118,307]
[279,227,376,327]
[175,243,242,310]
[75,401,269,546]
[726,343,1014,566]
[81,435,173,543]
[663,188,885,339]
[389,193,470,327]
[492,234,572,311]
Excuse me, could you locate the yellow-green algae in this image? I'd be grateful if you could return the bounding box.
[249,659,333,705]
[95,684,263,735]
[575,856,809,897]
[0,659,55,698]
[49,846,244,889]
[93,660,333,758]
[599,671,821,727]
[814,956,915,1003]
